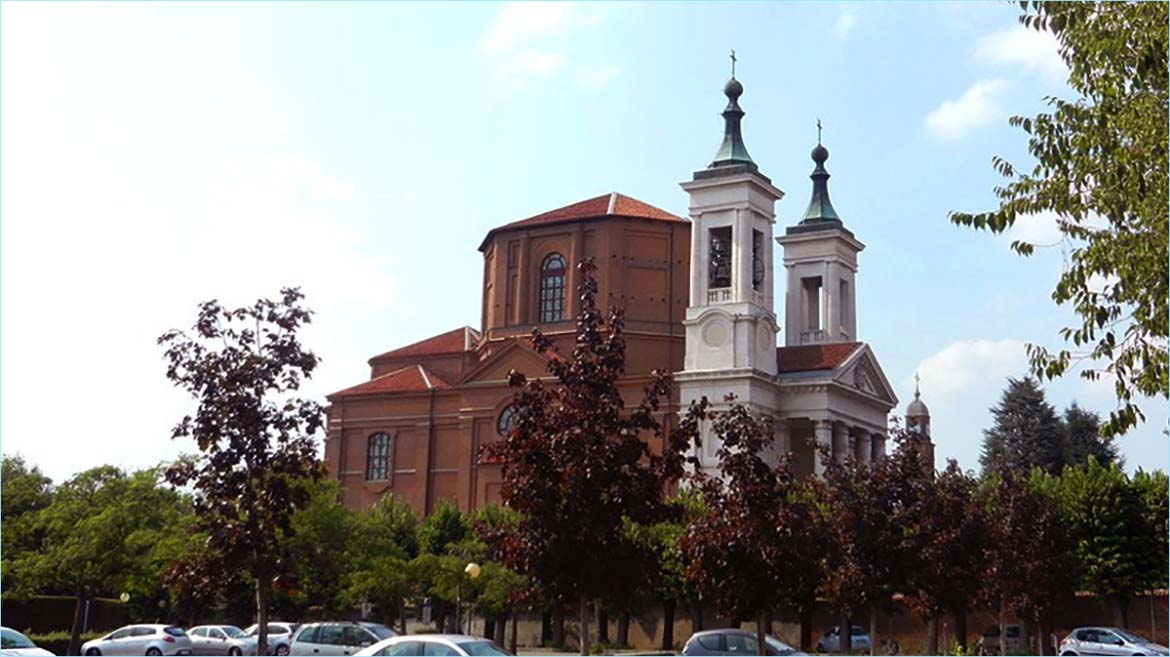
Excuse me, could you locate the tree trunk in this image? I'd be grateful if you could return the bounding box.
[617,610,630,648]
[398,598,407,635]
[596,602,608,644]
[579,594,590,656]
[926,616,939,655]
[1036,618,1050,656]
[67,588,86,657]
[485,619,496,642]
[756,611,768,656]
[999,600,1007,657]
[841,611,853,653]
[691,598,704,633]
[799,600,814,652]
[887,616,896,655]
[553,602,565,650]
[256,580,271,657]
[661,599,676,652]
[510,610,519,655]
[954,607,968,652]
[869,605,879,657]
[1115,595,1130,629]
[542,609,552,646]
[494,616,506,645]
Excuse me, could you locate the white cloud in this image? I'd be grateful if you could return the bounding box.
[1006,210,1064,248]
[924,79,1008,139]
[479,2,608,89]
[913,339,1027,398]
[481,2,578,54]
[975,25,1067,84]
[834,10,858,38]
[576,66,620,90]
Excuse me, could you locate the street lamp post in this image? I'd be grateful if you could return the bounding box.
[459,562,481,635]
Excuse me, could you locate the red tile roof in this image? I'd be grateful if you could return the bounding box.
[479,192,686,250]
[370,327,477,363]
[329,364,451,398]
[776,342,862,373]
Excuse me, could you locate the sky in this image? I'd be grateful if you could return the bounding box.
[2,1,1165,484]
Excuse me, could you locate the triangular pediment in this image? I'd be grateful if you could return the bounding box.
[460,339,553,385]
[832,344,898,407]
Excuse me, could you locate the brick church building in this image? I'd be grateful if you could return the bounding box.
[325,74,929,514]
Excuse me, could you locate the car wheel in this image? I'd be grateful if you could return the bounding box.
[146,649,162,656]
[1060,652,1077,656]
[275,645,289,656]
[85,650,101,656]
[230,648,242,656]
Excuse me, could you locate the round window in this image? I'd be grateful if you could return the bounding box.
[497,404,519,437]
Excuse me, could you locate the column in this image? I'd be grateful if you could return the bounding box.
[689,214,703,306]
[735,209,751,302]
[833,422,849,464]
[873,432,887,460]
[859,428,873,466]
[813,420,833,477]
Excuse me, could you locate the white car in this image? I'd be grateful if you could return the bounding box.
[355,634,512,656]
[0,628,54,656]
[290,623,395,656]
[80,625,193,656]
[1059,627,1169,656]
[243,624,298,656]
[187,625,257,656]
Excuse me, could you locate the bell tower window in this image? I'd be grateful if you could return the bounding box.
[538,253,566,323]
[751,229,765,291]
[708,226,732,290]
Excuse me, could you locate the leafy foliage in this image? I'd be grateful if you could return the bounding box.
[481,258,705,654]
[158,287,325,654]
[950,1,1168,436]
[980,378,1066,474]
[1062,402,1119,468]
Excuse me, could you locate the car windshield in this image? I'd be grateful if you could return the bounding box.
[1,628,36,649]
[222,626,247,639]
[244,625,258,636]
[365,624,395,640]
[765,636,795,655]
[457,640,513,656]
[165,627,186,637]
[1113,629,1146,643]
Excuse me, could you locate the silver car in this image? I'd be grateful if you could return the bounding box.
[355,634,512,656]
[290,623,395,656]
[243,624,298,656]
[188,625,257,656]
[682,629,803,655]
[1,627,55,656]
[1059,627,1169,656]
[80,625,193,656]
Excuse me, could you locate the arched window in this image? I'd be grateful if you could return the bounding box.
[366,432,391,481]
[538,253,566,323]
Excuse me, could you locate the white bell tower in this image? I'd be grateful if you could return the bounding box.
[776,135,865,346]
[677,66,784,475]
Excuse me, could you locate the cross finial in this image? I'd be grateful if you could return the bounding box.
[914,372,921,398]
[817,118,823,145]
[730,49,737,77]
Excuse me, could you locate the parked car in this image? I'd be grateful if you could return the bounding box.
[289,622,396,656]
[1059,627,1169,656]
[243,623,298,656]
[977,624,1032,655]
[682,629,803,655]
[355,634,512,656]
[80,625,193,656]
[816,626,870,653]
[188,625,258,656]
[0,628,54,656]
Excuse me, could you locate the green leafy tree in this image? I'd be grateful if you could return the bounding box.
[1,455,54,587]
[1062,402,1119,468]
[289,478,363,616]
[158,288,325,656]
[419,500,470,557]
[951,1,1168,437]
[1056,460,1160,627]
[1131,469,1169,592]
[8,467,188,655]
[980,378,1066,474]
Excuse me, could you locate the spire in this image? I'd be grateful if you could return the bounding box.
[907,372,930,418]
[707,50,757,172]
[799,122,841,224]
